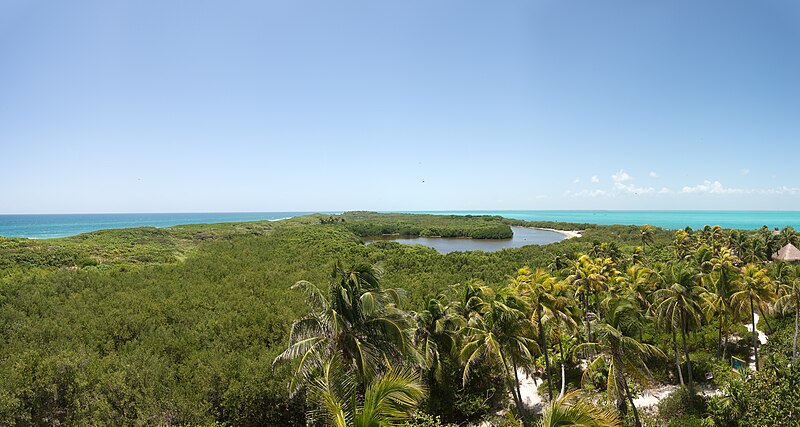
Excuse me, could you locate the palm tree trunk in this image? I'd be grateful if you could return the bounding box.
[757,305,774,333]
[751,296,759,370]
[672,327,684,386]
[558,337,566,399]
[716,314,723,359]
[624,378,642,427]
[508,360,528,427]
[722,314,729,360]
[538,313,554,401]
[794,298,799,362]
[584,294,592,343]
[680,310,694,395]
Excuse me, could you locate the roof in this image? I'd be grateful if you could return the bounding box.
[773,243,800,261]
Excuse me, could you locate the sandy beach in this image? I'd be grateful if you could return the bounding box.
[533,227,583,239]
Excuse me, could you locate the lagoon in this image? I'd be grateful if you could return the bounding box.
[363,226,566,254]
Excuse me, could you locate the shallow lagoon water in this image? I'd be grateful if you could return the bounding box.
[363,226,565,254]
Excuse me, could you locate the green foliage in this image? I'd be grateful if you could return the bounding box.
[656,387,706,425]
[340,212,514,239]
[2,214,799,425]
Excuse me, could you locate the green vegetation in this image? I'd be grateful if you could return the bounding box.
[1,213,798,426]
[340,212,514,239]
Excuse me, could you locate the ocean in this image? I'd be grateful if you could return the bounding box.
[1,210,799,239]
[403,210,800,231]
[0,212,318,239]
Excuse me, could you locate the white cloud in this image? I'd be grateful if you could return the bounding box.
[676,180,800,196]
[610,170,654,195]
[658,187,672,194]
[612,170,633,184]
[740,168,750,176]
[591,175,600,183]
[565,189,608,198]
[761,186,800,195]
[573,177,580,184]
[680,180,746,195]
[649,171,658,178]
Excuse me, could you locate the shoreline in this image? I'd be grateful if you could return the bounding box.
[530,227,582,239]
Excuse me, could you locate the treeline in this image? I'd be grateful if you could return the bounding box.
[338,211,514,239]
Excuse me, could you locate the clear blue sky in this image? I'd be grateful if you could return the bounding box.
[1,0,799,213]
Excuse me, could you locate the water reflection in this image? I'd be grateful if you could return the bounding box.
[363,226,565,254]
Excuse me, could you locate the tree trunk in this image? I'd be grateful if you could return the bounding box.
[680,309,694,395]
[507,360,528,427]
[757,305,774,333]
[794,298,799,362]
[558,337,566,399]
[722,329,729,361]
[538,312,554,401]
[624,378,642,427]
[716,314,723,359]
[751,296,759,371]
[584,294,592,343]
[672,327,685,386]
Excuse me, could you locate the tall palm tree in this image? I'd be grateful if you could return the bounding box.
[274,261,417,394]
[568,256,615,342]
[574,300,665,427]
[640,224,655,258]
[732,264,776,370]
[545,281,581,399]
[652,263,704,395]
[568,255,595,344]
[704,249,739,358]
[775,262,800,362]
[305,356,427,427]
[514,267,564,401]
[460,287,539,426]
[535,391,622,427]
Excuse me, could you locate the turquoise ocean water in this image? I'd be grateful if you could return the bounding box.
[1,211,799,239]
[0,212,320,239]
[404,211,800,231]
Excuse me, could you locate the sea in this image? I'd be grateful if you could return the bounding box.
[1,210,799,239]
[0,212,318,239]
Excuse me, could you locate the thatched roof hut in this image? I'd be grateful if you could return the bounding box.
[773,243,800,262]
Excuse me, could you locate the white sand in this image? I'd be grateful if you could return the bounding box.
[534,227,583,239]
[517,368,543,409]
[745,313,768,369]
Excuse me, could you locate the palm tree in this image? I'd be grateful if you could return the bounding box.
[640,225,655,258]
[274,261,417,394]
[460,287,539,426]
[673,229,695,261]
[779,226,799,247]
[514,267,564,401]
[411,297,462,383]
[704,249,739,359]
[535,391,622,427]
[652,263,704,395]
[546,281,581,399]
[568,256,615,342]
[757,226,780,262]
[305,356,427,427]
[574,300,665,427]
[568,255,595,344]
[450,280,493,319]
[775,262,800,362]
[732,264,776,370]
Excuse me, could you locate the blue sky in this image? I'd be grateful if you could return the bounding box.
[1,0,799,213]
